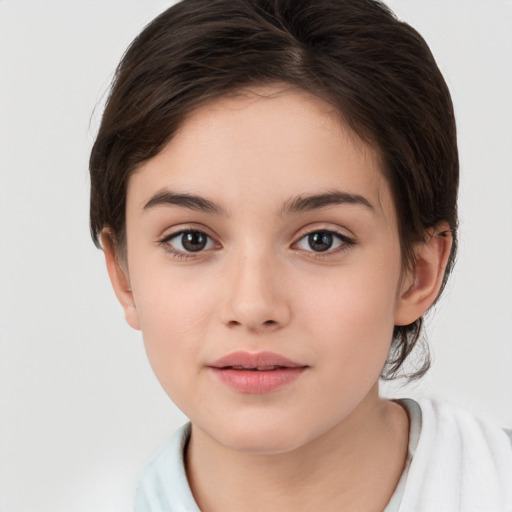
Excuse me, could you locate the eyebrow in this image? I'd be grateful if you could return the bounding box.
[280,190,374,216]
[143,189,374,217]
[143,190,228,216]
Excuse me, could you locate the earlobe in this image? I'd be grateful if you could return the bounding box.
[394,223,453,326]
[100,230,141,331]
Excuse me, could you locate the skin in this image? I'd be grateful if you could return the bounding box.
[103,86,452,511]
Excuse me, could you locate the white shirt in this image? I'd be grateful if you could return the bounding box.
[134,399,512,511]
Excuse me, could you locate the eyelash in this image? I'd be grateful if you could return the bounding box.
[159,229,216,260]
[159,228,355,261]
[294,230,355,258]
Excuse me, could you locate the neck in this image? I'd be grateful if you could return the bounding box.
[186,385,409,512]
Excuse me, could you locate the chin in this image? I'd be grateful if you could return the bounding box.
[197,412,322,456]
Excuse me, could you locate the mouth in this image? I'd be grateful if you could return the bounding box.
[226,365,290,371]
[208,351,308,393]
[209,350,306,370]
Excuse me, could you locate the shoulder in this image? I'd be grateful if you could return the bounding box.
[398,398,512,511]
[416,398,512,451]
[134,422,199,512]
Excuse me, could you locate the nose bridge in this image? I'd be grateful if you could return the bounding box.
[221,241,290,331]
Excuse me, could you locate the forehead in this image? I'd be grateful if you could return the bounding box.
[128,86,392,219]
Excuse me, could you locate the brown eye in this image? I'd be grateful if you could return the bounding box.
[181,231,208,252]
[307,232,334,252]
[296,230,353,254]
[165,230,214,253]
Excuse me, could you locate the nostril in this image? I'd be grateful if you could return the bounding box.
[227,320,278,327]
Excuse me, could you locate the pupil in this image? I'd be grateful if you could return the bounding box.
[308,232,333,252]
[182,231,207,252]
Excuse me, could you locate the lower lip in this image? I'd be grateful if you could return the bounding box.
[210,367,307,393]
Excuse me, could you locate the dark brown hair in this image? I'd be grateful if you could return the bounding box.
[89,0,459,380]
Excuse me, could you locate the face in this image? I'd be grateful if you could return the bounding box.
[117,86,414,454]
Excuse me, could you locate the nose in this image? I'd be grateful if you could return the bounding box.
[219,250,291,333]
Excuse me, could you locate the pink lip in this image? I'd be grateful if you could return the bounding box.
[208,351,308,394]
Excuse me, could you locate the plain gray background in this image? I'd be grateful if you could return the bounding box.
[1,1,511,511]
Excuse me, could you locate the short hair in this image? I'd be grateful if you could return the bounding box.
[89,0,459,380]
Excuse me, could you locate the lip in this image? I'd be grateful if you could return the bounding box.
[208,351,308,394]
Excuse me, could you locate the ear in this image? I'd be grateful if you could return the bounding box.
[101,230,141,331]
[395,223,453,326]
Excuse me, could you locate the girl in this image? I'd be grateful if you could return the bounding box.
[89,0,512,510]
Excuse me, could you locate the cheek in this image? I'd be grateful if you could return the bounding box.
[297,256,401,365]
[133,259,216,329]
[131,270,218,391]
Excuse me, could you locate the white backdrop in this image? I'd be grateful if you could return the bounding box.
[0,1,511,511]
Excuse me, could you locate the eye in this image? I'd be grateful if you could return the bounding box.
[162,230,215,254]
[295,230,352,253]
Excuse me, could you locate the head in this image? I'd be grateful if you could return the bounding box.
[90,0,458,399]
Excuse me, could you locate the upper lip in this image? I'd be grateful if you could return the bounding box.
[208,351,306,369]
